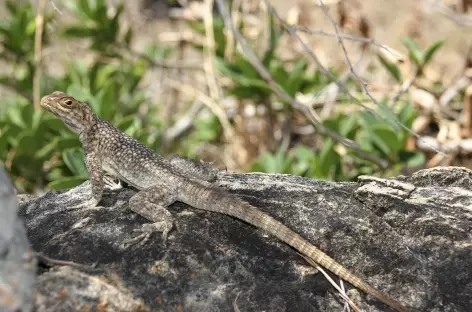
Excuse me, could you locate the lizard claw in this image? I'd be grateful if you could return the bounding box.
[64,196,100,210]
[104,176,122,190]
[121,222,172,249]
[122,231,152,249]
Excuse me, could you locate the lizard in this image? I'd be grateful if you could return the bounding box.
[40,91,407,312]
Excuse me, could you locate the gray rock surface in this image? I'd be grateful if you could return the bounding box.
[19,166,472,312]
[0,166,36,312]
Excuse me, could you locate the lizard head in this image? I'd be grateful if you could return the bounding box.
[40,91,96,134]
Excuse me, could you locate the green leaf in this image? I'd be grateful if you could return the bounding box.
[25,19,36,36]
[31,109,44,131]
[423,40,444,66]
[95,64,116,87]
[378,54,402,83]
[96,82,116,120]
[16,133,42,156]
[357,131,374,152]
[21,102,34,129]
[63,26,96,38]
[402,37,423,66]
[323,117,341,133]
[318,139,340,178]
[193,115,220,142]
[94,0,109,27]
[6,1,18,15]
[293,145,315,176]
[110,3,124,33]
[48,176,88,190]
[187,21,205,35]
[251,149,293,174]
[57,137,81,149]
[41,117,66,133]
[116,115,137,132]
[339,114,358,138]
[64,61,87,87]
[233,56,260,79]
[271,61,289,89]
[78,0,93,19]
[35,137,60,159]
[228,85,269,99]
[66,85,91,106]
[285,59,308,96]
[124,27,133,47]
[367,130,391,156]
[216,58,271,92]
[371,124,402,154]
[0,125,12,155]
[357,110,382,128]
[262,14,281,66]
[400,151,425,167]
[62,148,87,176]
[7,106,26,129]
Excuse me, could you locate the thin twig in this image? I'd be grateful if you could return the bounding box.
[162,100,204,143]
[203,0,223,100]
[165,78,235,139]
[440,76,471,107]
[265,1,400,132]
[117,46,203,70]
[316,0,446,156]
[294,25,405,62]
[36,252,96,271]
[316,0,401,128]
[48,0,63,15]
[232,291,242,312]
[215,0,388,168]
[301,255,361,312]
[33,0,47,111]
[423,0,472,26]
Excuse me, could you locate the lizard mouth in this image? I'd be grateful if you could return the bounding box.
[40,101,55,113]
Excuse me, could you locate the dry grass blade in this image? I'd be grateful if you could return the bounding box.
[33,0,47,111]
[301,255,362,312]
[165,78,234,139]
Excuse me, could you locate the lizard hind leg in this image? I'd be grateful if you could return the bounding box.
[122,184,177,249]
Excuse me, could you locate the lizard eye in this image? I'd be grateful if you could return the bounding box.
[64,100,73,106]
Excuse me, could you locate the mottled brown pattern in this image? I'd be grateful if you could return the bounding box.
[40,91,406,312]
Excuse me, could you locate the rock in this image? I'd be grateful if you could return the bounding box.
[19,167,472,312]
[0,167,36,312]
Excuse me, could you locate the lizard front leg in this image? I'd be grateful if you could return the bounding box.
[83,151,104,207]
[122,183,177,249]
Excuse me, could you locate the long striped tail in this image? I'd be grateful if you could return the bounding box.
[181,182,407,312]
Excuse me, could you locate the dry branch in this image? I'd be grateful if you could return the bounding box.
[214,0,388,168]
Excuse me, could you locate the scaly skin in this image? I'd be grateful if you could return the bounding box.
[41,91,407,312]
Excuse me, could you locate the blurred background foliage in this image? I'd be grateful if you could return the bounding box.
[0,0,468,194]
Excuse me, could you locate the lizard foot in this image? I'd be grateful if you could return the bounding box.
[121,221,173,249]
[64,196,101,210]
[104,175,122,190]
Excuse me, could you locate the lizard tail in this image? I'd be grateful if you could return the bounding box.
[180,182,407,312]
